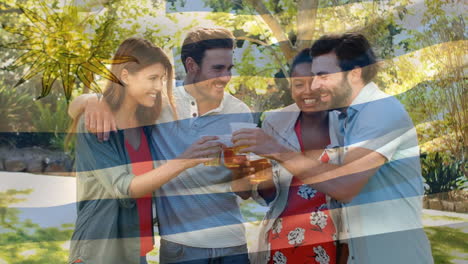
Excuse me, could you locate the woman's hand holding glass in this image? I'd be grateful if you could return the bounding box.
[178,136,225,169]
[231,128,290,160]
[227,156,273,185]
[227,128,277,184]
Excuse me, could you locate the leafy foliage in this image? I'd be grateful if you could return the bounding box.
[0,189,74,263]
[0,88,72,149]
[1,0,129,100]
[32,97,72,150]
[1,0,188,101]
[421,153,467,197]
[0,81,35,133]
[392,0,466,172]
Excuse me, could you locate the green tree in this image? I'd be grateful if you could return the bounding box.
[0,0,193,99]
[168,0,422,110]
[0,189,74,263]
[0,0,193,136]
[393,0,466,175]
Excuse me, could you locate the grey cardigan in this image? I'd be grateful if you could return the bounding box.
[69,118,157,264]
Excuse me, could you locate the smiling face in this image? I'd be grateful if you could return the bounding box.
[124,63,166,108]
[291,62,327,113]
[310,52,353,110]
[191,48,234,103]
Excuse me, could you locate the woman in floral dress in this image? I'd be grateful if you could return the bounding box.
[232,49,346,264]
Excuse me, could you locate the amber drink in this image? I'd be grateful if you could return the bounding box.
[229,122,257,156]
[200,134,223,166]
[223,146,246,168]
[203,148,221,166]
[249,158,271,183]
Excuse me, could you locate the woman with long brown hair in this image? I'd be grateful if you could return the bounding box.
[69,38,223,264]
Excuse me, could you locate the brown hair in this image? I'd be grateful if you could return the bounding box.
[104,38,176,125]
[310,33,378,83]
[181,27,235,72]
[66,38,176,152]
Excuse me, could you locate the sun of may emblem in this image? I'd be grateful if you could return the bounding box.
[1,1,132,100]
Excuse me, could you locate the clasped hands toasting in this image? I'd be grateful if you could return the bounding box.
[78,96,284,186]
[200,123,281,184]
[172,123,284,187]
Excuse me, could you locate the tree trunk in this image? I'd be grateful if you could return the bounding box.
[296,0,318,52]
[244,0,295,61]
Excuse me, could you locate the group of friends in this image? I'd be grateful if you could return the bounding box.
[67,27,434,264]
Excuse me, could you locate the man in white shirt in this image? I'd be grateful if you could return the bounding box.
[152,27,253,264]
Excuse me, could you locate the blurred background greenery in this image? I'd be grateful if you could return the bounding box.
[0,0,466,263]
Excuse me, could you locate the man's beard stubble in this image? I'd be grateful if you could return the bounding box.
[328,77,353,112]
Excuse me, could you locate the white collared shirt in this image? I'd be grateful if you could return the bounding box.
[338,82,433,264]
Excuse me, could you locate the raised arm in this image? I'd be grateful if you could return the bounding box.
[68,93,97,119]
[77,118,224,200]
[273,147,385,203]
[233,111,413,203]
[232,128,387,203]
[128,136,224,198]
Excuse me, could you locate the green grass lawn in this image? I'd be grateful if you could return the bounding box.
[425,225,468,264]
[423,213,468,264]
[2,195,467,264]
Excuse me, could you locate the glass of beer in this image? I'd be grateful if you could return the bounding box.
[200,135,222,166]
[230,122,257,154]
[203,150,221,166]
[218,135,244,168]
[223,146,249,168]
[249,155,271,183]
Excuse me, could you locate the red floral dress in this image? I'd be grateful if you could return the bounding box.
[267,120,337,264]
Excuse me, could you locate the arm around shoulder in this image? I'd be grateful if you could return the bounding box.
[68,93,100,119]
